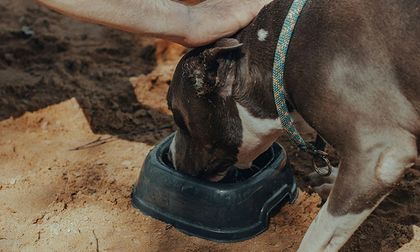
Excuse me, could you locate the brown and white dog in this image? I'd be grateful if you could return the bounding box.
[38,0,420,251]
[167,0,419,251]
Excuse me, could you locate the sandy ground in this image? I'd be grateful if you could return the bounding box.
[0,1,419,251]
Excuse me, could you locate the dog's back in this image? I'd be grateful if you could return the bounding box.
[266,0,420,136]
[374,0,420,114]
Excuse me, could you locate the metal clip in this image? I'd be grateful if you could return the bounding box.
[311,150,333,176]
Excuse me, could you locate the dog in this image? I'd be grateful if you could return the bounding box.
[37,0,420,251]
[167,0,420,251]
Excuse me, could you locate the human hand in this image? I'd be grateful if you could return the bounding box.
[183,0,273,47]
[35,0,273,47]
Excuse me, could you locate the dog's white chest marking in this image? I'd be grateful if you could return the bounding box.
[169,132,177,170]
[257,29,268,41]
[236,103,283,168]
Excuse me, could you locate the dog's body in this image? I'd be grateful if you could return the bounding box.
[167,0,420,251]
[37,0,420,250]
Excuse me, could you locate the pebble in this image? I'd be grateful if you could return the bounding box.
[41,121,49,131]
[134,109,147,117]
[95,160,105,165]
[4,53,14,63]
[10,178,17,185]
[121,160,132,168]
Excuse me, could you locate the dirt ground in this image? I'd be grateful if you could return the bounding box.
[0,1,419,251]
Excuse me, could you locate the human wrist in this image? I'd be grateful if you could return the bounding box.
[152,0,191,45]
[180,4,219,47]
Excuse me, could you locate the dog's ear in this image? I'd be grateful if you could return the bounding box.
[193,38,243,97]
[202,38,243,64]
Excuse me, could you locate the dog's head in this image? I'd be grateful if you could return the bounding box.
[167,38,282,180]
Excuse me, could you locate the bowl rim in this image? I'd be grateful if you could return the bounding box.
[148,133,288,189]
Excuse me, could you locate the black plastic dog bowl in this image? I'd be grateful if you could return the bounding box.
[132,134,298,242]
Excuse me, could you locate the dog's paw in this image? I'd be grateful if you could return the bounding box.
[305,166,339,201]
[305,166,338,186]
[311,183,333,202]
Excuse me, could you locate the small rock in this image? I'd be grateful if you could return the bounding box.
[134,109,147,117]
[21,26,34,37]
[4,53,14,63]
[9,178,17,185]
[41,121,49,131]
[95,160,105,165]
[121,160,132,168]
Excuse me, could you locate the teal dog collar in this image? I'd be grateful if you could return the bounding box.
[272,0,332,176]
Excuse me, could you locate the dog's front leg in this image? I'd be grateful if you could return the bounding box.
[298,131,417,252]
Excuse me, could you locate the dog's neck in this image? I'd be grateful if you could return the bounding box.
[212,0,302,169]
[230,0,296,120]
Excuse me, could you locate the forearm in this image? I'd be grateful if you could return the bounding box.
[37,0,190,42]
[37,0,272,47]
